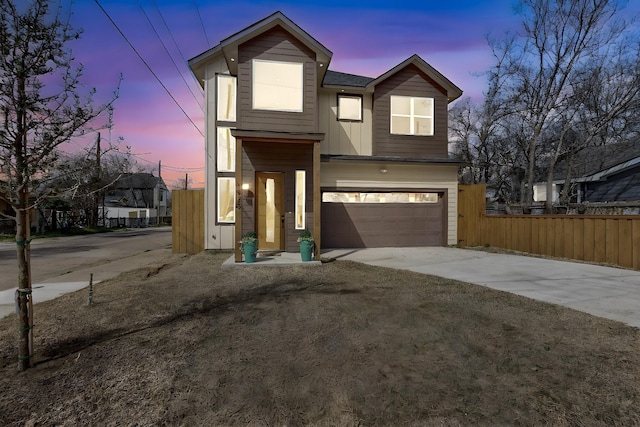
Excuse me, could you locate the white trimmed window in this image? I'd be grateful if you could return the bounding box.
[322,192,438,203]
[390,96,434,136]
[337,94,362,121]
[252,59,303,112]
[217,75,236,122]
[295,170,306,229]
[217,127,235,172]
[217,177,236,223]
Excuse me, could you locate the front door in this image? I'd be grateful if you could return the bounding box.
[256,172,284,251]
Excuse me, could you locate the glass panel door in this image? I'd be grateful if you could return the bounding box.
[256,172,284,250]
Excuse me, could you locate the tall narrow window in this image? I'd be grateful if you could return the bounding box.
[217,75,236,122]
[265,178,275,242]
[295,170,306,230]
[217,127,235,172]
[253,59,303,112]
[217,177,236,223]
[390,96,433,136]
[337,94,362,121]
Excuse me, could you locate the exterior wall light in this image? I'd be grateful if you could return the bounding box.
[380,168,388,174]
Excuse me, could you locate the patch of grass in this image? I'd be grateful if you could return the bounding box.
[0,252,638,425]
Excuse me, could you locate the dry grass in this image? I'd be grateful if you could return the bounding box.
[0,251,639,426]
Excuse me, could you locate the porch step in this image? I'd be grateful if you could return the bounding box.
[257,250,283,257]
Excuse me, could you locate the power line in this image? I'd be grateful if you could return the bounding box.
[93,0,204,137]
[194,0,210,47]
[127,151,204,172]
[137,0,204,112]
[151,0,201,83]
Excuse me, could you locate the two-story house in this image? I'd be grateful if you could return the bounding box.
[188,11,463,262]
[102,173,169,226]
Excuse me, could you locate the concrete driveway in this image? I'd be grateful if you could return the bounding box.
[322,247,640,328]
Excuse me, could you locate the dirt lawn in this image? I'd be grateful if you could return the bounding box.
[0,251,639,426]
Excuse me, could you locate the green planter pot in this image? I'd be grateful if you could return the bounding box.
[242,241,257,263]
[299,240,314,262]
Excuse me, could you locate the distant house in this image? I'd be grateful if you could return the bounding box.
[188,11,463,259]
[534,144,640,204]
[102,173,168,226]
[573,155,640,203]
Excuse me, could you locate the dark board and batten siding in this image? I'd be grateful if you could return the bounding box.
[373,64,449,159]
[237,27,318,133]
[241,142,314,252]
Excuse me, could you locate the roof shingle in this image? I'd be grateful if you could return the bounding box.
[322,70,374,88]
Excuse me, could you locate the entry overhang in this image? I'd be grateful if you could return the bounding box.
[231,129,324,144]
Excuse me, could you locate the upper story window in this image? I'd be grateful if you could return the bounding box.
[337,94,362,121]
[217,75,236,122]
[390,95,433,136]
[252,59,303,112]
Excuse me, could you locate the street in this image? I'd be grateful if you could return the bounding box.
[0,228,172,291]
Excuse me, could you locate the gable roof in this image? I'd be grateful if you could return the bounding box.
[105,173,167,209]
[579,155,640,183]
[366,54,463,102]
[550,141,640,183]
[189,11,333,86]
[112,173,166,190]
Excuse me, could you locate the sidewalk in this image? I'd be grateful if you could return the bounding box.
[0,247,172,318]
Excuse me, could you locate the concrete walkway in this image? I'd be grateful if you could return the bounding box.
[322,247,640,328]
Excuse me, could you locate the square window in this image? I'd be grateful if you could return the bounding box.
[253,59,303,112]
[337,94,362,121]
[217,75,236,122]
[217,127,235,172]
[390,95,434,136]
[217,178,236,223]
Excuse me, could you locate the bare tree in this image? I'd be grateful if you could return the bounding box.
[494,0,633,205]
[0,0,117,370]
[449,39,516,197]
[542,29,640,210]
[47,137,131,227]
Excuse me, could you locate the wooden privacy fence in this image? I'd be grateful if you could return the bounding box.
[458,184,640,270]
[172,190,204,254]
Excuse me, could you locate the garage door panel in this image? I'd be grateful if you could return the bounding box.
[322,198,444,248]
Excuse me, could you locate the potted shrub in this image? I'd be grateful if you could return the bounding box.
[297,228,314,262]
[239,231,258,263]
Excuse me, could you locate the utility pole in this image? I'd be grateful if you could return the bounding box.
[156,160,161,226]
[94,132,101,228]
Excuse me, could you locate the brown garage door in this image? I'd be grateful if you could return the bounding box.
[321,192,445,248]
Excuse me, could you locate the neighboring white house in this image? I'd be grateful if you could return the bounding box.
[101,173,168,226]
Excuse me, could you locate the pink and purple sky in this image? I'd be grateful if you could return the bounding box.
[62,0,639,188]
